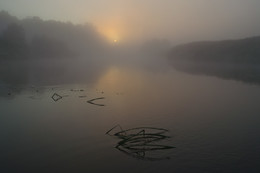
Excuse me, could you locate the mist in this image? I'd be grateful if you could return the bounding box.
[1,2,260,172]
[0,11,174,86]
[1,1,260,43]
[1,0,260,86]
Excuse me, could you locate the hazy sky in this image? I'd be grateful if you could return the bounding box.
[1,0,260,43]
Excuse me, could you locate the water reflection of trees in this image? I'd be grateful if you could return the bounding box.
[0,12,110,86]
[168,37,260,85]
[171,61,260,85]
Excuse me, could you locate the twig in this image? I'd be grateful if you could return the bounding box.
[87,97,105,106]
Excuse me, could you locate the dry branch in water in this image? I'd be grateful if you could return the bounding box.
[87,97,105,106]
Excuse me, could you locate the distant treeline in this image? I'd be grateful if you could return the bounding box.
[0,11,110,85]
[168,36,260,85]
[0,10,109,60]
[169,36,260,64]
[0,23,76,59]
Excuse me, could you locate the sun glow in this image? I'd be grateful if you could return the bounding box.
[99,26,121,43]
[96,67,144,92]
[95,17,124,43]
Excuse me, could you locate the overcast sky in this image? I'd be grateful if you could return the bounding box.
[1,0,260,43]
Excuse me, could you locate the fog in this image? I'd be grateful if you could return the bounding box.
[1,3,260,172]
[1,0,260,43]
[0,11,171,86]
[1,0,260,86]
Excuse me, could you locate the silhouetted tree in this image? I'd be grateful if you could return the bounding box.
[30,36,77,59]
[0,23,28,59]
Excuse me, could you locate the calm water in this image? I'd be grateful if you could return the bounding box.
[1,65,260,173]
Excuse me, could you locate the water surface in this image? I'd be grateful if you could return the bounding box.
[1,65,260,173]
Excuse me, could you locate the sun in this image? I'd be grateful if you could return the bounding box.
[96,22,122,43]
[100,28,120,43]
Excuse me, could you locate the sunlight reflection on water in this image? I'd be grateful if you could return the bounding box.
[1,66,260,172]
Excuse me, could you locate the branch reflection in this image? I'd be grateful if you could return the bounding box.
[106,125,175,161]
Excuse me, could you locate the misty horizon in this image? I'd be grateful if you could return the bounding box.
[1,0,260,44]
[1,2,260,173]
[1,10,260,86]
